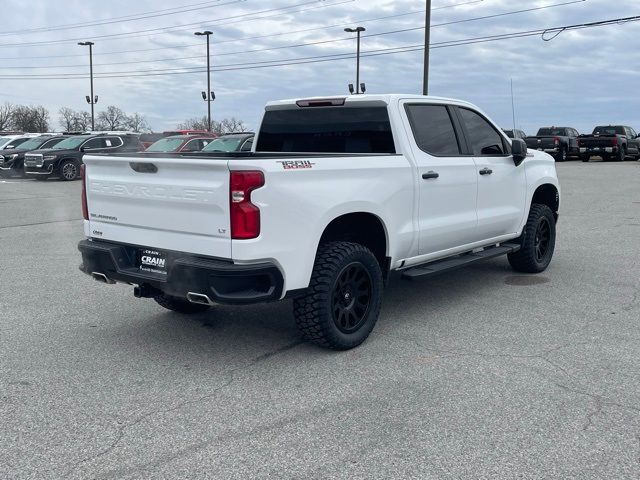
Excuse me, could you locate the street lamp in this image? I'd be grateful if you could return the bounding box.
[194,30,214,132]
[344,26,366,94]
[78,41,97,131]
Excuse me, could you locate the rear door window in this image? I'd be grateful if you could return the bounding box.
[405,104,461,156]
[459,108,507,156]
[256,106,396,154]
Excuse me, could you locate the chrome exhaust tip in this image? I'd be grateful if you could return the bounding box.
[186,292,215,306]
[91,272,115,285]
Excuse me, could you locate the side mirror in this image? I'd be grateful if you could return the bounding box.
[512,138,527,166]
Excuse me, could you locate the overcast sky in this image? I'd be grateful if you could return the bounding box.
[1,0,638,133]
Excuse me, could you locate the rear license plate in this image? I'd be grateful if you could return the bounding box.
[138,249,168,275]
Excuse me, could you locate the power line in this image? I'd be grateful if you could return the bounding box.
[0,0,584,70]
[1,14,636,81]
[0,0,351,48]
[0,0,482,59]
[0,0,243,37]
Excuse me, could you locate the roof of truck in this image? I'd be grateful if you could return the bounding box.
[266,94,478,110]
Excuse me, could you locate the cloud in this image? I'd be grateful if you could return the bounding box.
[0,0,638,133]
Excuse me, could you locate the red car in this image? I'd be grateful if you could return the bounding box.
[144,134,217,153]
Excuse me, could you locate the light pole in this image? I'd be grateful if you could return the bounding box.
[423,0,432,96]
[194,30,214,132]
[78,41,97,131]
[344,27,366,94]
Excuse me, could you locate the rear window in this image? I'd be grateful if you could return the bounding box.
[537,128,566,136]
[593,126,624,135]
[256,106,396,154]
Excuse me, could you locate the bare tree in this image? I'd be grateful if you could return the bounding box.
[0,102,14,131]
[177,116,247,134]
[177,116,209,131]
[96,106,128,130]
[220,117,248,134]
[11,105,50,132]
[59,107,77,131]
[74,111,92,131]
[126,112,150,133]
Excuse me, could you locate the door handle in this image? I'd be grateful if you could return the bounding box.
[422,171,439,180]
[479,168,493,176]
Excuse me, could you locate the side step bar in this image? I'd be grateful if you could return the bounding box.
[401,243,520,280]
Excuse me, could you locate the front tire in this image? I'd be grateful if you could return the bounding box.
[508,204,556,274]
[293,241,384,350]
[59,159,80,181]
[154,294,210,314]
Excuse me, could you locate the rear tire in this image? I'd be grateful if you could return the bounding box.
[154,294,210,314]
[615,146,626,162]
[293,241,383,350]
[508,204,556,274]
[555,147,567,162]
[581,155,590,163]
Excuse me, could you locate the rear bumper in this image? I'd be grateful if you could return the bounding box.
[78,239,284,305]
[580,147,616,155]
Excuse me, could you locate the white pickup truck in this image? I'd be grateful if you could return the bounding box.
[78,94,560,350]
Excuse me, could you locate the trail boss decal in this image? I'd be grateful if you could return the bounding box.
[277,160,315,170]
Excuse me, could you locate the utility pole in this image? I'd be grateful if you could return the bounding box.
[511,78,517,132]
[194,31,214,132]
[345,27,366,94]
[78,41,97,131]
[423,0,432,96]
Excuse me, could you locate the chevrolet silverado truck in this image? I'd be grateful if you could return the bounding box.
[525,127,580,162]
[578,125,640,162]
[78,95,560,350]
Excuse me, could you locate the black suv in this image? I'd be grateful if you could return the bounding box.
[24,134,142,181]
[0,135,67,178]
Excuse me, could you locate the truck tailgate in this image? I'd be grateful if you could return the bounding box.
[84,155,232,259]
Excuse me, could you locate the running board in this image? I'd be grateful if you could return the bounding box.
[401,243,520,280]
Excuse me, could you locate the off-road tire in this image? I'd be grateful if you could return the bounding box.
[154,294,210,314]
[508,204,556,274]
[293,241,384,350]
[615,146,626,162]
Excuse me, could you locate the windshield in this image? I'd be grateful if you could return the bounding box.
[202,136,245,152]
[537,128,565,136]
[145,137,186,152]
[0,136,13,146]
[52,136,87,150]
[593,126,624,135]
[14,137,49,150]
[257,107,396,153]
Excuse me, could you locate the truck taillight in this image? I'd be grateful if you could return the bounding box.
[554,137,560,145]
[81,164,88,221]
[230,171,264,240]
[612,136,618,146]
[577,139,581,147]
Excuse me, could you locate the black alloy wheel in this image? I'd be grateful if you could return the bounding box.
[331,262,373,334]
[534,217,551,264]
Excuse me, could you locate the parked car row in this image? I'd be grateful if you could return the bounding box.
[0,130,255,180]
[503,125,640,162]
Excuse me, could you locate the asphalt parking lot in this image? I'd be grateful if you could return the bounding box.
[1,161,639,479]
